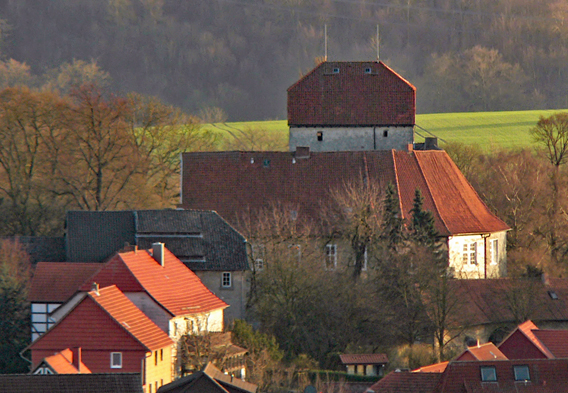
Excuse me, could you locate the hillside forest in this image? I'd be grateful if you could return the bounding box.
[1,0,568,121]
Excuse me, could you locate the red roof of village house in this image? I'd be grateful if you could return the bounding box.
[533,329,568,358]
[80,247,227,316]
[28,285,173,353]
[339,353,388,365]
[29,262,101,303]
[180,150,509,237]
[368,370,442,393]
[38,348,91,374]
[413,361,449,373]
[455,342,507,361]
[287,61,415,126]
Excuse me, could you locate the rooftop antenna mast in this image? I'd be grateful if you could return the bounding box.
[376,24,380,61]
[324,24,328,61]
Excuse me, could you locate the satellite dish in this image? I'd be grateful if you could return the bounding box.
[304,385,317,393]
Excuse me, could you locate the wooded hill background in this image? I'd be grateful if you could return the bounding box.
[1,0,567,121]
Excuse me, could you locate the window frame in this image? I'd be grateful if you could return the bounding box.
[222,272,232,288]
[513,365,530,381]
[480,366,497,382]
[462,242,477,265]
[490,239,499,265]
[325,244,337,271]
[110,352,122,369]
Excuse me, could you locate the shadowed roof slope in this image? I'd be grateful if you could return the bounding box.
[368,370,441,393]
[0,373,143,393]
[340,353,388,365]
[181,150,509,237]
[288,61,415,126]
[81,248,228,316]
[29,262,102,303]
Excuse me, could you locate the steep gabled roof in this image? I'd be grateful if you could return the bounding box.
[287,61,415,126]
[80,248,228,316]
[28,285,173,353]
[29,262,102,303]
[0,373,143,393]
[33,348,91,374]
[180,150,509,237]
[533,329,568,358]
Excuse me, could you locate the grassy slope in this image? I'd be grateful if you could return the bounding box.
[203,109,568,151]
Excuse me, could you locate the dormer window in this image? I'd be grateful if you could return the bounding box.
[365,67,372,74]
[480,366,497,382]
[513,365,530,381]
[333,68,340,74]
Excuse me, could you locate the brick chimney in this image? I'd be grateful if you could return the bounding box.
[152,242,165,266]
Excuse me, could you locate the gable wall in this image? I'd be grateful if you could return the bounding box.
[499,330,548,360]
[195,271,247,322]
[448,231,507,279]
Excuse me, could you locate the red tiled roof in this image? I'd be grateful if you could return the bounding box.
[181,150,509,237]
[413,361,448,373]
[287,61,415,126]
[435,359,568,392]
[339,353,388,365]
[40,348,91,374]
[532,329,568,358]
[87,285,173,351]
[81,248,227,316]
[367,370,441,393]
[29,262,101,303]
[456,342,507,361]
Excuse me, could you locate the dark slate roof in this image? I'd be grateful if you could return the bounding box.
[0,373,143,393]
[180,150,509,237]
[66,211,135,263]
[287,61,416,127]
[2,236,66,264]
[66,210,248,271]
[158,363,257,393]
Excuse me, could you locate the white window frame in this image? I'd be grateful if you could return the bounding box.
[253,244,265,271]
[110,352,122,369]
[325,244,337,270]
[490,239,498,265]
[362,247,368,271]
[462,242,477,265]
[222,272,232,288]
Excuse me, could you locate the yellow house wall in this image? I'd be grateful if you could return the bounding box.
[144,345,173,393]
[448,231,507,279]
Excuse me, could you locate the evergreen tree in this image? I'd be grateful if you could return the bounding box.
[410,188,439,247]
[381,183,404,251]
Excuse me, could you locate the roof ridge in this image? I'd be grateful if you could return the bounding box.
[286,61,325,92]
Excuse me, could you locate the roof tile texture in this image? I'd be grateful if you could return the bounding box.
[0,373,143,393]
[287,61,415,126]
[181,150,509,236]
[339,353,388,365]
[42,348,91,374]
[81,248,228,316]
[29,262,102,303]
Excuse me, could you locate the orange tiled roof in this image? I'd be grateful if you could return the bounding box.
[41,348,91,374]
[413,361,449,373]
[81,248,228,316]
[88,285,173,351]
[180,150,510,237]
[458,342,507,361]
[339,353,388,365]
[29,262,101,303]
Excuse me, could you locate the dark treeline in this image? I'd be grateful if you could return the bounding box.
[0,0,567,121]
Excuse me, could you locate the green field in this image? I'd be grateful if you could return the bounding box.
[204,109,568,151]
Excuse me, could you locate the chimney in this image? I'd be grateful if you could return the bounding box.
[72,347,82,373]
[407,143,413,152]
[424,137,439,150]
[152,242,165,266]
[295,146,310,159]
[91,282,100,296]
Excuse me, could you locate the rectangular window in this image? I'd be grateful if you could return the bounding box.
[289,244,302,264]
[222,272,232,288]
[325,244,337,270]
[253,244,265,271]
[491,239,498,265]
[362,247,368,271]
[317,131,323,141]
[110,352,122,369]
[160,349,163,361]
[462,242,477,265]
[154,350,158,366]
[513,365,530,381]
[480,366,497,382]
